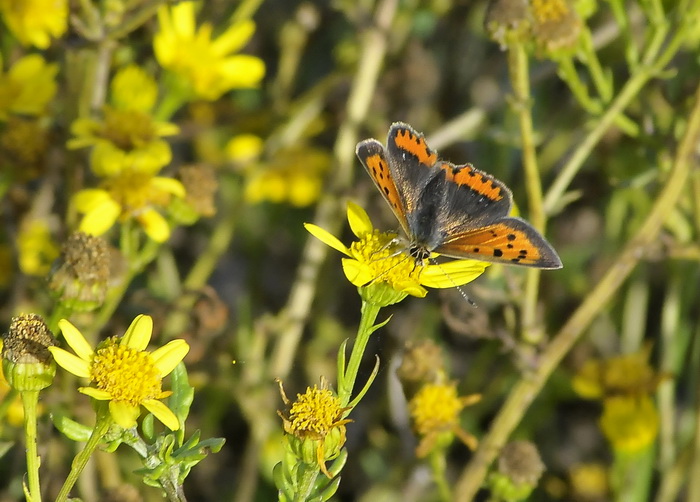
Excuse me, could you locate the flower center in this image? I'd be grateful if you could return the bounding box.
[288,386,343,437]
[90,338,165,406]
[100,107,157,150]
[103,171,171,215]
[410,383,463,435]
[351,230,423,284]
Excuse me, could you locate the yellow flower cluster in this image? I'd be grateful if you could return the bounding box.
[572,345,666,453]
[68,65,185,243]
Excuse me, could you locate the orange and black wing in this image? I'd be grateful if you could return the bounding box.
[436,218,562,269]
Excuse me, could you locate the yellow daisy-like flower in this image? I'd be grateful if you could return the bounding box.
[49,315,189,430]
[72,168,185,243]
[0,54,58,120]
[409,381,481,458]
[305,202,489,301]
[68,65,178,176]
[154,1,266,100]
[0,0,68,49]
[277,379,352,478]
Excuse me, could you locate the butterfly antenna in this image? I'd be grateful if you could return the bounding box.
[427,258,478,308]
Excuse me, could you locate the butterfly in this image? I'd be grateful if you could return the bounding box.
[355,122,562,269]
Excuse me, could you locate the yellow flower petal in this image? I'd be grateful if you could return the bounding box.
[151,340,190,376]
[109,400,141,429]
[78,197,121,236]
[57,319,94,361]
[347,201,374,237]
[79,387,112,400]
[420,260,490,288]
[151,177,186,198]
[48,347,91,378]
[341,258,375,287]
[211,20,255,55]
[121,314,152,351]
[143,399,180,430]
[137,208,171,242]
[304,223,351,256]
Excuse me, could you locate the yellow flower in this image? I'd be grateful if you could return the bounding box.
[0,0,68,48]
[277,379,351,478]
[409,381,481,458]
[17,217,59,276]
[305,202,489,300]
[154,1,266,100]
[0,54,58,120]
[572,344,667,399]
[243,146,329,207]
[72,168,186,243]
[68,65,178,175]
[599,395,659,453]
[49,315,189,430]
[568,463,609,501]
[225,134,264,164]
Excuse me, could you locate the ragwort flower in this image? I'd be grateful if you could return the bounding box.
[0,0,68,49]
[409,381,481,458]
[154,1,266,100]
[305,202,489,304]
[49,315,189,430]
[71,166,185,242]
[68,65,178,176]
[277,379,351,478]
[0,54,58,120]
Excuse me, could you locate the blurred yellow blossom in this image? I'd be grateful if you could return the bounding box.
[17,217,59,276]
[72,168,185,243]
[409,381,481,458]
[0,54,58,120]
[49,315,190,430]
[226,134,264,164]
[599,396,659,453]
[0,0,68,48]
[572,344,667,399]
[110,64,159,113]
[306,202,489,303]
[68,65,178,175]
[243,146,328,207]
[154,1,266,100]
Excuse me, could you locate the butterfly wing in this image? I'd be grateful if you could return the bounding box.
[436,217,563,269]
[356,138,411,235]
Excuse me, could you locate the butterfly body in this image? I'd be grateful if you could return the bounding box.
[356,122,562,269]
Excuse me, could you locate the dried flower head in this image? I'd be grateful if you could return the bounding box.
[2,313,57,391]
[48,232,111,311]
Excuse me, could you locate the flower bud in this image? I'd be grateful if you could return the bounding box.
[2,314,57,391]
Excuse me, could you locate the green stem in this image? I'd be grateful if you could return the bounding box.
[544,18,689,214]
[454,79,700,502]
[429,450,452,502]
[579,28,613,103]
[338,301,381,408]
[506,43,545,343]
[21,391,41,502]
[55,405,113,502]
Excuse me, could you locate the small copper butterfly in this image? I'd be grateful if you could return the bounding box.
[355,122,562,269]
